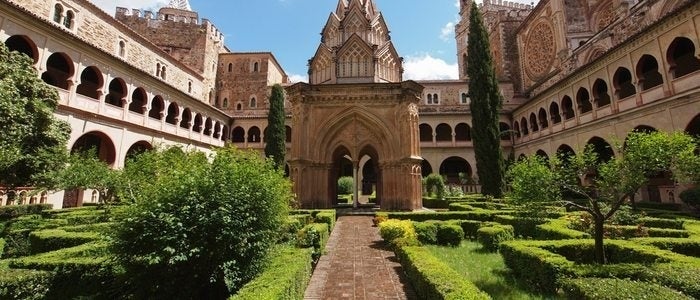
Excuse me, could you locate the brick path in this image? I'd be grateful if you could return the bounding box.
[304,216,417,300]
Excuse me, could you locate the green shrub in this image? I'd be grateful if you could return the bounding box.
[396,246,490,300]
[230,246,313,300]
[296,223,330,260]
[0,204,52,220]
[499,241,575,294]
[604,225,689,239]
[314,210,336,232]
[280,217,306,243]
[422,197,450,209]
[575,263,700,298]
[535,218,590,240]
[639,217,685,230]
[2,229,32,258]
[476,225,514,252]
[28,229,101,254]
[0,269,51,300]
[378,219,417,248]
[386,211,508,222]
[337,176,354,195]
[449,202,476,211]
[561,278,691,300]
[455,220,493,239]
[636,201,683,211]
[413,222,438,245]
[635,238,700,257]
[60,222,114,234]
[436,223,463,247]
[0,238,4,257]
[425,173,446,200]
[111,147,291,298]
[680,187,700,210]
[493,215,545,238]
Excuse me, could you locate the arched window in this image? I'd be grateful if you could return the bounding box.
[419,124,433,142]
[538,108,548,129]
[248,126,261,142]
[105,78,126,107]
[165,102,179,125]
[286,126,292,143]
[427,94,433,104]
[592,79,611,108]
[253,62,259,72]
[636,55,663,91]
[180,108,192,129]
[250,97,257,108]
[161,66,167,80]
[129,88,147,113]
[455,123,471,141]
[149,96,164,120]
[576,88,592,114]
[562,96,575,120]
[188,81,192,93]
[53,4,63,23]
[236,103,242,111]
[499,122,511,141]
[461,93,470,104]
[433,94,440,104]
[520,117,529,135]
[223,98,229,108]
[530,113,539,132]
[232,127,245,142]
[513,121,521,138]
[156,63,161,77]
[64,10,74,29]
[462,53,468,77]
[435,124,452,142]
[550,102,562,124]
[118,41,126,57]
[42,52,73,90]
[213,122,222,139]
[76,66,102,100]
[5,35,38,63]
[193,114,203,133]
[203,118,213,136]
[667,37,700,78]
[613,67,636,99]
[228,63,233,72]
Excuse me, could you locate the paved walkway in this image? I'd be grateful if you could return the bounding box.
[304,216,417,300]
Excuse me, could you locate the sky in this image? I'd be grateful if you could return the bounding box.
[89,0,531,82]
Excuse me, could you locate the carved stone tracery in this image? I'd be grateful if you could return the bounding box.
[524,20,556,80]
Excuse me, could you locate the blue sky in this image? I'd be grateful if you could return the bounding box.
[90,0,529,82]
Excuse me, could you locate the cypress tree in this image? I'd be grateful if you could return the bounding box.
[467,2,505,197]
[264,84,286,170]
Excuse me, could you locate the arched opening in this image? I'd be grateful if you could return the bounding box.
[576,87,592,114]
[5,35,38,63]
[359,146,381,203]
[53,4,63,23]
[550,102,562,124]
[535,150,549,161]
[6,191,16,206]
[236,103,242,111]
[462,53,468,77]
[435,123,452,142]
[520,117,529,135]
[247,126,260,143]
[165,102,179,125]
[250,97,257,108]
[40,192,48,204]
[592,79,611,108]
[193,114,203,133]
[587,136,615,163]
[18,191,27,205]
[455,123,471,141]
[329,146,353,204]
[228,63,233,72]
[562,96,575,120]
[222,125,230,141]
[419,124,433,142]
[613,67,636,100]
[223,98,229,108]
[538,108,549,129]
[149,96,164,120]
[42,52,73,90]
[499,122,512,141]
[64,10,74,29]
[667,37,700,78]
[686,114,700,138]
[285,126,292,143]
[530,113,539,132]
[232,126,245,142]
[76,66,103,100]
[421,160,433,177]
[439,157,472,185]
[203,118,213,136]
[129,87,147,114]
[556,144,576,165]
[213,122,222,139]
[253,62,259,72]
[636,55,663,91]
[125,141,153,163]
[105,78,126,107]
[513,121,521,138]
[180,108,192,129]
[71,131,116,166]
[633,125,657,134]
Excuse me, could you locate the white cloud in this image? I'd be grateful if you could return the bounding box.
[288,73,307,83]
[440,21,455,41]
[89,0,169,14]
[403,54,458,81]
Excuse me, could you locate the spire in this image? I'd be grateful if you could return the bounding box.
[166,0,192,11]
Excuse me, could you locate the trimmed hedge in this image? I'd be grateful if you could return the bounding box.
[0,268,52,300]
[634,238,700,257]
[0,239,4,257]
[639,217,685,230]
[396,246,491,300]
[605,225,690,239]
[493,215,546,238]
[314,210,336,232]
[448,203,476,211]
[230,246,313,300]
[60,222,114,234]
[28,229,102,254]
[499,241,575,294]
[561,278,691,300]
[387,211,511,222]
[436,223,463,247]
[0,204,53,220]
[535,218,590,240]
[296,223,330,260]
[476,225,514,252]
[575,263,700,298]
[413,222,438,245]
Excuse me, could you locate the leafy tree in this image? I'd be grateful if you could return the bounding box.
[51,150,121,205]
[425,173,446,200]
[0,43,70,190]
[466,2,505,198]
[264,84,286,170]
[111,146,291,298]
[507,131,699,264]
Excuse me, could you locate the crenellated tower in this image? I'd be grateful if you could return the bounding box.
[308,0,403,84]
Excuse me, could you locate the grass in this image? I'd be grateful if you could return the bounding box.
[425,241,554,300]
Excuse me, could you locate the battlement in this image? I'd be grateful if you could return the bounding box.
[115,7,224,43]
[480,0,534,11]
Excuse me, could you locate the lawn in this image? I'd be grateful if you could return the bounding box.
[425,241,554,300]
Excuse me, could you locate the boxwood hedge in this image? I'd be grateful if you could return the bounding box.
[413,222,438,244]
[230,246,313,300]
[436,223,463,247]
[560,277,691,300]
[0,204,52,220]
[0,268,51,300]
[476,225,514,252]
[28,229,102,254]
[396,246,490,300]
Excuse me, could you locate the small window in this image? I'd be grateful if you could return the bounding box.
[53,4,63,23]
[461,93,470,104]
[228,63,233,72]
[118,41,126,58]
[223,98,229,108]
[250,97,257,108]
[64,10,74,29]
[253,62,259,72]
[188,81,192,93]
[161,66,167,80]
[433,93,440,104]
[236,103,242,111]
[156,63,161,77]
[427,94,433,104]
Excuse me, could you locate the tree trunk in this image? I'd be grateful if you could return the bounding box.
[594,216,607,264]
[629,193,637,210]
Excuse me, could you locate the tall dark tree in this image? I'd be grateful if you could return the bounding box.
[264,84,286,170]
[467,2,505,197]
[0,43,70,190]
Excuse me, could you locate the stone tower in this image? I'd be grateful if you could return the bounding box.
[308,0,403,84]
[287,0,423,211]
[455,0,472,80]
